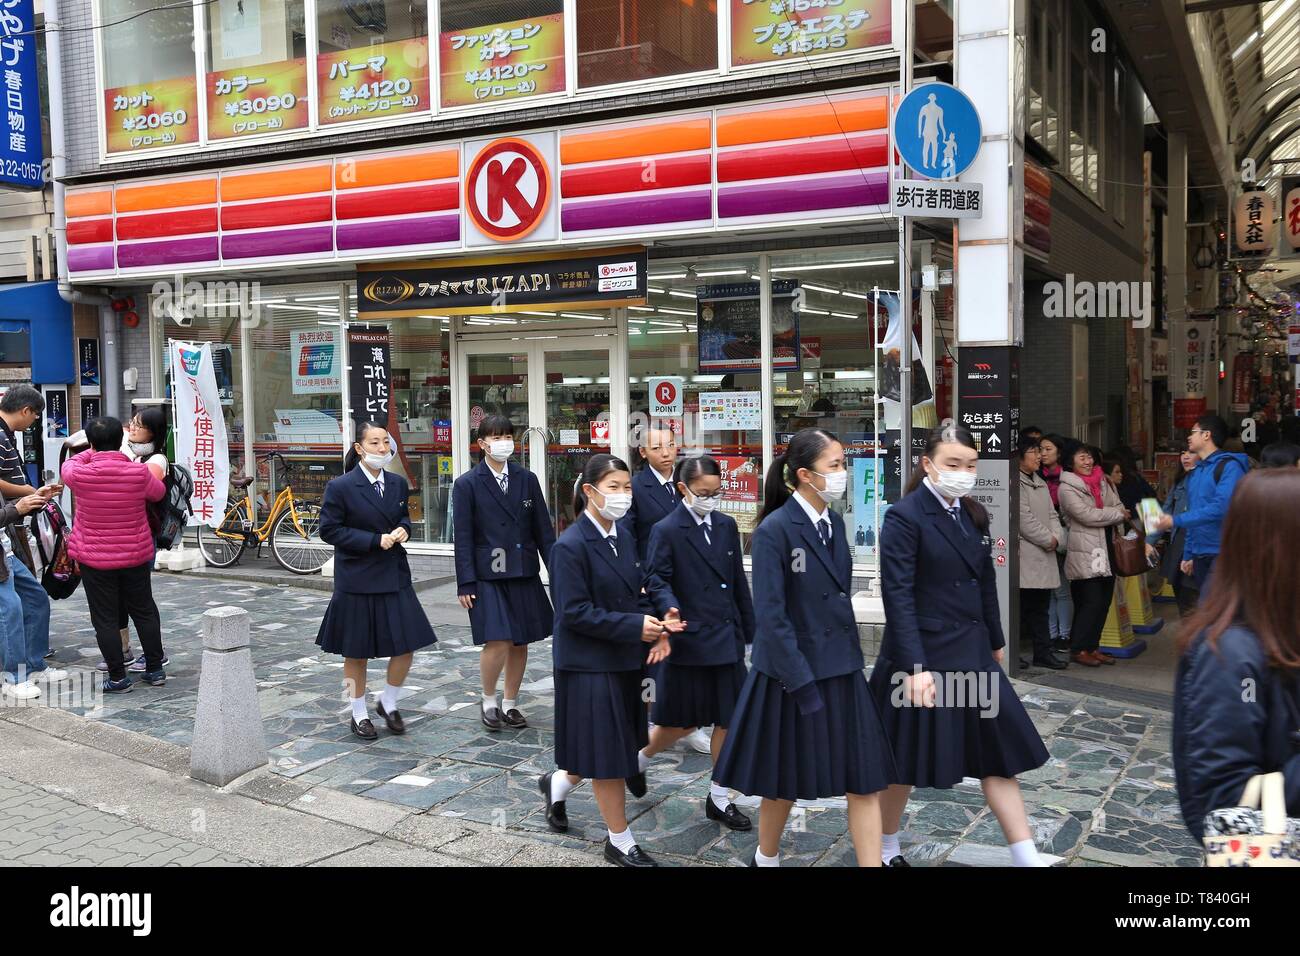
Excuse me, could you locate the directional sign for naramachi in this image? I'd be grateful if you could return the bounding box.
[891,82,982,181]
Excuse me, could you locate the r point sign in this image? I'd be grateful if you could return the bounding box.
[648,376,684,417]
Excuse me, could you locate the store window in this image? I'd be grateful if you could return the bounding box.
[576,0,717,88]
[316,0,430,126]
[438,0,565,109]
[1026,0,1061,158]
[730,0,892,68]
[204,0,309,141]
[630,257,762,550]
[769,246,908,570]
[101,0,200,154]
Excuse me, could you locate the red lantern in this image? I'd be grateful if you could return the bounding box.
[122,310,140,328]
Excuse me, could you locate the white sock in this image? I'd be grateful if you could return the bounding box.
[501,697,517,713]
[709,782,731,811]
[550,772,576,802]
[350,696,368,722]
[1009,838,1048,867]
[881,831,901,864]
[608,827,638,854]
[482,693,498,712]
[380,683,401,711]
[754,847,780,867]
[637,748,651,773]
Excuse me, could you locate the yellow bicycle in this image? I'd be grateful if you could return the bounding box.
[196,453,331,574]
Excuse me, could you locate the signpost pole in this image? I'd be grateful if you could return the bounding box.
[899,0,914,490]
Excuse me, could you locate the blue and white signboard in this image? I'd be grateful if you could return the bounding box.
[0,0,43,190]
[891,82,981,181]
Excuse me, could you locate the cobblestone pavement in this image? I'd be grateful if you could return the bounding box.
[31,574,1204,867]
[0,774,250,866]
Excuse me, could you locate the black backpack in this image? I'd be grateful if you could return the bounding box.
[148,463,195,551]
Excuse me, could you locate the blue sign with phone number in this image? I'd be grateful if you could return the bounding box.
[0,0,43,190]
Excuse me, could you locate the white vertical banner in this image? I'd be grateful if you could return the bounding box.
[171,341,230,528]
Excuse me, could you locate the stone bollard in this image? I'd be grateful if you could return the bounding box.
[190,606,268,786]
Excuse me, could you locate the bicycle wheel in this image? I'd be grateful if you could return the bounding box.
[270,500,332,574]
[197,504,247,568]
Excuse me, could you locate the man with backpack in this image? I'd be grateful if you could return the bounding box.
[1155,413,1251,599]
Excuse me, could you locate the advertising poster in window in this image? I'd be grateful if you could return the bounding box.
[697,279,799,373]
[207,59,310,140]
[317,38,430,125]
[45,389,69,439]
[731,0,893,67]
[849,452,883,559]
[104,77,200,154]
[717,455,761,536]
[440,13,565,109]
[78,337,101,394]
[290,327,343,395]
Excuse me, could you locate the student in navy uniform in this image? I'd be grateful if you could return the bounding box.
[538,454,685,867]
[624,425,679,562]
[714,428,895,867]
[638,455,755,831]
[870,423,1050,867]
[317,421,437,740]
[453,415,556,731]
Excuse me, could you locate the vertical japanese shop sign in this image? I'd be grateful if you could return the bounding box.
[347,328,393,427]
[172,342,230,527]
[317,38,430,126]
[439,14,565,108]
[207,59,309,140]
[0,0,43,187]
[731,0,892,67]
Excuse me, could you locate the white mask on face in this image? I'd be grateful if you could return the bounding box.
[127,441,154,458]
[486,438,514,463]
[685,488,721,517]
[814,470,848,502]
[931,468,977,499]
[590,488,632,521]
[363,449,394,471]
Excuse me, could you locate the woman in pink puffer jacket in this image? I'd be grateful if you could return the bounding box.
[60,417,167,693]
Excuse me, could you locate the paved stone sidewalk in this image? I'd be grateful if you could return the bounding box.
[0,774,250,866]
[28,574,1204,867]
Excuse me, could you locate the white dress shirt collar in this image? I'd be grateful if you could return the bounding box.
[792,490,831,537]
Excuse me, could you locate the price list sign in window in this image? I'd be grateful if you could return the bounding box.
[438,5,565,109]
[316,0,429,126]
[205,0,309,141]
[101,0,200,154]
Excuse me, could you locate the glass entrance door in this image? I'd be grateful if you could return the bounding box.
[458,334,614,539]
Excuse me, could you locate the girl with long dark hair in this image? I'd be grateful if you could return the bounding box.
[539,453,685,866]
[871,423,1050,866]
[317,421,437,740]
[714,428,895,866]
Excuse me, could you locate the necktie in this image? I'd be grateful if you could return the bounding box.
[701,519,711,547]
[816,517,830,548]
[948,505,968,536]
[498,471,508,494]
[373,479,383,498]
[664,481,675,501]
[608,536,618,557]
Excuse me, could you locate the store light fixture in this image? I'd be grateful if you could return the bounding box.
[834,370,874,380]
[695,269,747,277]
[648,328,690,335]
[519,311,557,317]
[648,320,685,327]
[831,312,857,319]
[771,259,894,273]
[648,272,688,280]
[657,307,695,316]
[799,308,830,315]
[646,286,665,294]
[560,313,605,320]
[802,283,841,295]
[668,290,696,300]
[251,298,287,305]
[839,290,872,300]
[294,295,344,303]
[629,306,655,312]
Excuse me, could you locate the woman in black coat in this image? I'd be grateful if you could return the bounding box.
[871,424,1050,867]
[1173,469,1300,841]
[316,421,437,740]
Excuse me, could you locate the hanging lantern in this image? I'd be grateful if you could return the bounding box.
[1284,186,1300,252]
[1235,191,1276,253]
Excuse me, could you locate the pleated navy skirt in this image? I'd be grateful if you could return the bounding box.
[554,668,649,780]
[867,657,1049,789]
[651,660,747,730]
[468,576,553,646]
[315,586,438,659]
[714,670,897,801]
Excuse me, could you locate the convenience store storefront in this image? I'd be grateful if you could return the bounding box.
[64,83,953,575]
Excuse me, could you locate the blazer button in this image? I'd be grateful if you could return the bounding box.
[720,583,728,589]
[839,592,847,598]
[823,627,831,635]
[822,592,828,599]
[970,579,977,586]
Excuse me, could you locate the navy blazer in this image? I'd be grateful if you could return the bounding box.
[878,485,1004,673]
[623,465,679,562]
[749,496,861,703]
[452,460,555,596]
[644,505,755,666]
[551,515,656,673]
[319,465,413,595]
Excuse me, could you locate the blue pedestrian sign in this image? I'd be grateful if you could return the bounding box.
[892,82,982,181]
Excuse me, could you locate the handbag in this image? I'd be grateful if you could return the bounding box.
[1202,772,1300,867]
[1109,518,1148,577]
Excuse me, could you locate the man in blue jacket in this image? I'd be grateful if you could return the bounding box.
[1155,414,1250,597]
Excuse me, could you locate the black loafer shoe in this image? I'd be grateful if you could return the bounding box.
[748,849,759,867]
[1032,654,1068,671]
[376,699,406,734]
[886,854,911,867]
[705,796,752,831]
[540,772,568,833]
[502,707,527,729]
[351,717,378,741]
[603,838,657,867]
[625,772,647,799]
[481,706,504,731]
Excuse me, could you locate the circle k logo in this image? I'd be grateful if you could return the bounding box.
[465,137,551,242]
